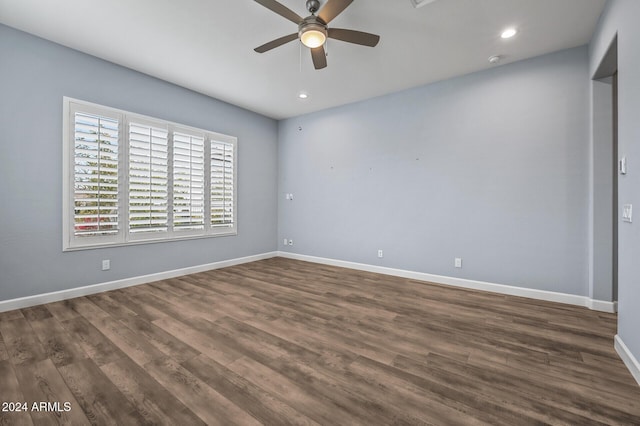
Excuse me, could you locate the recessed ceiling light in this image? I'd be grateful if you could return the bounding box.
[298,92,308,99]
[501,28,517,39]
[488,55,501,64]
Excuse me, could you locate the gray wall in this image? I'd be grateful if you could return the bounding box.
[0,24,278,301]
[278,46,590,296]
[590,0,640,366]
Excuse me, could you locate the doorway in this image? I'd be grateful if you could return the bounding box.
[591,36,618,308]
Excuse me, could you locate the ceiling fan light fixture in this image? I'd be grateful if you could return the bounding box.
[299,24,327,48]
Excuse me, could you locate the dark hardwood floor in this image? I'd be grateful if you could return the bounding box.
[1,257,639,425]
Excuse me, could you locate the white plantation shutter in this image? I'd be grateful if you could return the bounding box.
[128,122,169,235]
[73,112,120,238]
[211,140,235,228]
[173,132,205,231]
[64,98,237,250]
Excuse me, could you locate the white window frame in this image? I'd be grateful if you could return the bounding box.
[63,97,237,251]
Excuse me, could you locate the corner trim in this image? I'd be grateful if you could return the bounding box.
[0,251,278,313]
[277,251,617,313]
[615,335,640,386]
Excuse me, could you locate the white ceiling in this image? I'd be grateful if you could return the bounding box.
[0,0,606,119]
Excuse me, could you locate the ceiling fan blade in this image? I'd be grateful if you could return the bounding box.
[310,46,327,69]
[254,33,298,53]
[317,0,353,24]
[328,28,380,47]
[254,0,303,24]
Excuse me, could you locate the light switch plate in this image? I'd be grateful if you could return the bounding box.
[623,204,633,223]
[620,157,627,175]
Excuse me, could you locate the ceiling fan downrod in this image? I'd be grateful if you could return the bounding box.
[306,0,320,14]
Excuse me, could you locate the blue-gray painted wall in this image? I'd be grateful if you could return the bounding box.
[590,0,640,373]
[278,46,590,296]
[0,24,278,301]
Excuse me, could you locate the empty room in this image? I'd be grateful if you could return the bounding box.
[1,0,640,424]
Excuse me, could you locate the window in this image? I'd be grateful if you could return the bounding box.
[63,98,237,250]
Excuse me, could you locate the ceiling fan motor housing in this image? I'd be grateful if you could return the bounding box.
[306,0,320,14]
[299,16,327,34]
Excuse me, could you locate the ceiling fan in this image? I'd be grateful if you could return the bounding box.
[253,0,380,70]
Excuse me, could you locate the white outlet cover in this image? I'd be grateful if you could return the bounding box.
[454,258,462,268]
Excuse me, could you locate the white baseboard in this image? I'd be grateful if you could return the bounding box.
[277,251,617,313]
[0,251,277,313]
[588,298,618,313]
[1,250,617,315]
[615,335,640,386]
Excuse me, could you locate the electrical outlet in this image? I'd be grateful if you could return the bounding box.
[454,258,462,268]
[283,238,288,245]
[288,239,294,246]
[102,259,110,271]
[378,250,383,258]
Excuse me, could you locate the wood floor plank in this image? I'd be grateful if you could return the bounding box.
[426,351,640,424]
[106,291,169,322]
[57,358,147,425]
[0,309,25,322]
[392,353,593,425]
[44,300,81,322]
[20,305,53,322]
[152,316,244,366]
[346,355,496,425]
[128,286,222,324]
[64,297,110,320]
[225,356,368,425]
[0,318,47,366]
[183,354,320,426]
[86,293,138,320]
[84,316,166,366]
[144,356,261,426]
[14,359,90,425]
[27,316,88,367]
[0,257,638,424]
[59,316,126,367]
[0,360,34,426]
[0,330,8,362]
[100,356,205,426]
[117,315,200,363]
